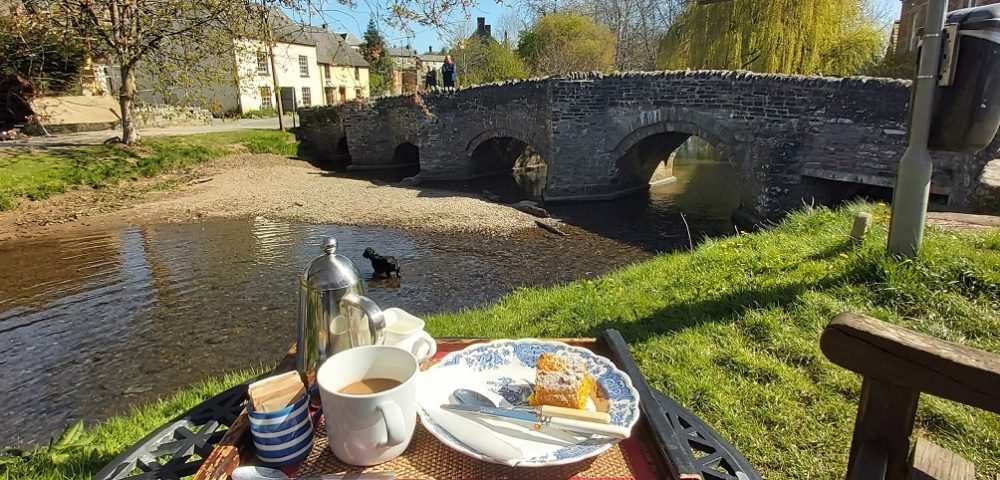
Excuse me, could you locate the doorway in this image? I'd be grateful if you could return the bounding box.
[279,87,296,113]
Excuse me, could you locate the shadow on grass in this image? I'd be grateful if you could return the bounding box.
[586,267,859,345]
[806,240,854,261]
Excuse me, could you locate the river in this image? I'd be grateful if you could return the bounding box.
[0,159,739,447]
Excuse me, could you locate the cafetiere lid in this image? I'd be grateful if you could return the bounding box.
[301,237,364,291]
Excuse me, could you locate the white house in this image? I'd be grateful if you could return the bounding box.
[136,9,369,115]
[387,46,419,70]
[235,39,324,113]
[313,29,370,104]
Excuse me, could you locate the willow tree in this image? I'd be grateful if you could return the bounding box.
[657,0,886,76]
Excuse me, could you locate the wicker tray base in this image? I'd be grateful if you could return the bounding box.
[296,416,658,479]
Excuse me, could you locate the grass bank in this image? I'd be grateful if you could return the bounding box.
[0,131,298,211]
[2,204,998,479]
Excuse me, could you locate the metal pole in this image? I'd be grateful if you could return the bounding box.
[269,43,285,131]
[262,9,285,131]
[887,0,948,258]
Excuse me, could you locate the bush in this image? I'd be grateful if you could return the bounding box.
[240,107,279,118]
[24,182,67,201]
[0,191,19,211]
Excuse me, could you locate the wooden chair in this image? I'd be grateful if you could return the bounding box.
[820,312,1000,480]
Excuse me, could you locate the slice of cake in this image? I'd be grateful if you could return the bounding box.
[529,352,594,409]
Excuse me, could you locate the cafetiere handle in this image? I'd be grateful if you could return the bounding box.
[340,294,387,347]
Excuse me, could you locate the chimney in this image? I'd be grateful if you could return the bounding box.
[476,17,492,38]
[486,25,491,37]
[428,46,432,53]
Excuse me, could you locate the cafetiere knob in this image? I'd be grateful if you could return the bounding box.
[322,237,337,254]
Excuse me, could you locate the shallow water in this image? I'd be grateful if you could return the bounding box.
[0,160,739,447]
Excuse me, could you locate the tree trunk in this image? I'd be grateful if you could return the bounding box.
[119,65,139,145]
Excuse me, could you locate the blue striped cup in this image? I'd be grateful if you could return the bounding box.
[248,391,313,467]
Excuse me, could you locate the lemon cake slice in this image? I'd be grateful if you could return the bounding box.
[529,352,594,409]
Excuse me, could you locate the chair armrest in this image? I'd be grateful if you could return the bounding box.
[820,312,1000,414]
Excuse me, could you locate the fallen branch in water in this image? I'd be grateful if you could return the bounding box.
[680,212,693,250]
[536,219,567,236]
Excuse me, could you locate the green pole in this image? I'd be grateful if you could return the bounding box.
[887,0,949,258]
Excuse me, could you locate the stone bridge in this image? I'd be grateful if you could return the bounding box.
[297,71,999,222]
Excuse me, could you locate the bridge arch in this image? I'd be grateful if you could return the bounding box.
[465,127,540,156]
[609,111,750,194]
[464,127,548,200]
[392,141,420,174]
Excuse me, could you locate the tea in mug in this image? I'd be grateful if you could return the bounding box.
[339,377,401,395]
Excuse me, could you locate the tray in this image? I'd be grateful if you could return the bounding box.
[193,330,760,480]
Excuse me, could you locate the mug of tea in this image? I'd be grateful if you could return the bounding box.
[316,345,418,466]
[383,308,437,363]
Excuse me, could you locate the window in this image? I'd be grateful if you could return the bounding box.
[256,51,268,75]
[355,88,363,99]
[260,86,272,109]
[323,64,330,79]
[301,87,311,107]
[299,55,309,77]
[354,67,360,81]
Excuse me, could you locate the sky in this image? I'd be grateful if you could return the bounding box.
[309,0,903,55]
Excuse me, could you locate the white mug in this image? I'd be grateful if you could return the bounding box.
[383,308,437,363]
[316,346,418,466]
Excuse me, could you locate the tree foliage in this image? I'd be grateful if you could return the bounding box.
[459,39,530,86]
[360,18,395,96]
[17,0,281,144]
[517,13,616,75]
[0,14,87,95]
[657,0,887,76]
[863,50,917,79]
[530,0,682,70]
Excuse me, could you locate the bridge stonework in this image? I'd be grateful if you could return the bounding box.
[298,71,998,221]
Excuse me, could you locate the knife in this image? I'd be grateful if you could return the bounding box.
[428,407,525,464]
[521,405,611,424]
[441,404,631,439]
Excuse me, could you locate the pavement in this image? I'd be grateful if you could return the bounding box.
[0,116,287,149]
[927,211,1000,230]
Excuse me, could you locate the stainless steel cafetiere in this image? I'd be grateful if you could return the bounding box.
[296,237,386,376]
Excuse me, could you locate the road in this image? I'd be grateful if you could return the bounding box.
[0,116,288,149]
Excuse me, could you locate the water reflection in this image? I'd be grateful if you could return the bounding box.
[420,159,741,252]
[550,159,743,251]
[0,219,648,447]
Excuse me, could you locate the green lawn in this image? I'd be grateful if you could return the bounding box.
[0,131,298,210]
[2,204,998,479]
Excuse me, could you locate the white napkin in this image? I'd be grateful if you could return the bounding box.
[416,367,589,465]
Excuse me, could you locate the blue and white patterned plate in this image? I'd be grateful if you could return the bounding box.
[416,339,641,467]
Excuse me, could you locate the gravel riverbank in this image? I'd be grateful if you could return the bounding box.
[0,154,539,240]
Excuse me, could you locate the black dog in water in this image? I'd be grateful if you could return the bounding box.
[363,248,401,278]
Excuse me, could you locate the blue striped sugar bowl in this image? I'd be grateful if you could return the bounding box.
[248,392,313,467]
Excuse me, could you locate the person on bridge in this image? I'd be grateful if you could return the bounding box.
[426,68,438,90]
[442,55,456,89]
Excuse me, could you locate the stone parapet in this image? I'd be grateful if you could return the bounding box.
[298,71,1000,218]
